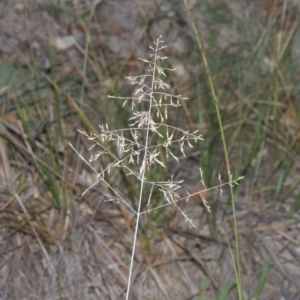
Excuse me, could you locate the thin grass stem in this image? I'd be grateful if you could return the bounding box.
[182,1,243,298]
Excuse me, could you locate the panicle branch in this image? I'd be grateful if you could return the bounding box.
[71,35,242,221]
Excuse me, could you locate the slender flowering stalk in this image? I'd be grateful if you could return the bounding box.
[70,36,243,299]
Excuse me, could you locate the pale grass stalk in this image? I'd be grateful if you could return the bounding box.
[71,36,243,298]
[125,37,158,299]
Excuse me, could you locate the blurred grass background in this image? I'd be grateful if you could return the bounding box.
[1,0,300,299]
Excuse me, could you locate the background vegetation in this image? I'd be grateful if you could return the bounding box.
[1,0,300,299]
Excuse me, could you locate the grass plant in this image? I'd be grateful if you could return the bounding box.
[71,36,243,299]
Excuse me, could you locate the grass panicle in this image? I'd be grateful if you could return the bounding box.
[70,36,243,299]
